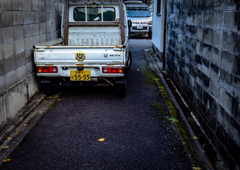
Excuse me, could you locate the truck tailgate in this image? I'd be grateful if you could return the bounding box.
[34,46,125,78]
[35,46,124,65]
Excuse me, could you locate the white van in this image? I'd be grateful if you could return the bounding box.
[125,1,152,38]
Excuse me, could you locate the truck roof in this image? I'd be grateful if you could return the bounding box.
[124,0,142,3]
[68,0,120,2]
[124,3,148,8]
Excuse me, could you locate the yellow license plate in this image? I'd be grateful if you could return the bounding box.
[70,70,91,81]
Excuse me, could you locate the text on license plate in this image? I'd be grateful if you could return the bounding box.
[137,26,143,29]
[70,70,91,81]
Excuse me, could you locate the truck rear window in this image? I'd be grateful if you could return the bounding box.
[74,8,85,21]
[74,7,115,21]
[103,8,115,21]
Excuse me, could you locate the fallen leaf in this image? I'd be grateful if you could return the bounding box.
[191,113,194,115]
[192,167,201,170]
[207,164,213,168]
[24,124,27,126]
[19,126,22,129]
[202,150,205,153]
[1,145,10,149]
[58,99,61,101]
[2,159,11,163]
[15,130,19,133]
[48,96,52,99]
[98,138,105,142]
[193,136,198,140]
[6,137,12,140]
[44,100,46,102]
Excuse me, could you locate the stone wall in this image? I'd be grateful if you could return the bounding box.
[166,0,240,169]
[0,0,64,129]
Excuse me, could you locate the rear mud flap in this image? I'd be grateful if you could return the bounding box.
[115,75,126,85]
[41,79,51,84]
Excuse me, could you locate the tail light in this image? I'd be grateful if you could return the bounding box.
[37,67,58,73]
[102,67,123,73]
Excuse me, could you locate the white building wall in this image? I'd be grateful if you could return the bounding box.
[152,0,164,52]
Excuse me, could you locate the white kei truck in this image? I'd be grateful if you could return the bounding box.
[34,0,132,97]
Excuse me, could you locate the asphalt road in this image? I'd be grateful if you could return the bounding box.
[3,38,193,170]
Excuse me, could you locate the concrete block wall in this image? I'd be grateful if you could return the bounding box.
[0,0,64,129]
[166,0,240,169]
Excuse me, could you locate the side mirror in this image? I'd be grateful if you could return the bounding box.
[128,20,132,27]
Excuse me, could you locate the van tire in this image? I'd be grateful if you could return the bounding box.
[43,83,53,96]
[126,51,132,70]
[148,32,152,39]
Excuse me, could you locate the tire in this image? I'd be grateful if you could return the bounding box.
[126,51,132,70]
[117,84,126,97]
[43,83,53,96]
[148,32,152,39]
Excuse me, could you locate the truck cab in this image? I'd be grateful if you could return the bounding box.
[125,1,152,38]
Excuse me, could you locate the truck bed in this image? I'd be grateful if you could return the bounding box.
[34,38,126,78]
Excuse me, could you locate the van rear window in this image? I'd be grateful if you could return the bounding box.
[126,7,151,17]
[74,7,115,21]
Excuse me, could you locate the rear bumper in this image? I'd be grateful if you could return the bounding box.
[39,76,125,87]
[130,26,152,34]
[36,65,125,78]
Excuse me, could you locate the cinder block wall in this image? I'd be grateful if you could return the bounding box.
[166,0,240,169]
[0,0,64,129]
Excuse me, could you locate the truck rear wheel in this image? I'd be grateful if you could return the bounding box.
[43,83,53,96]
[117,84,126,97]
[126,51,132,70]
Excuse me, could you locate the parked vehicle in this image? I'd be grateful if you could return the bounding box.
[124,1,152,38]
[34,0,132,97]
